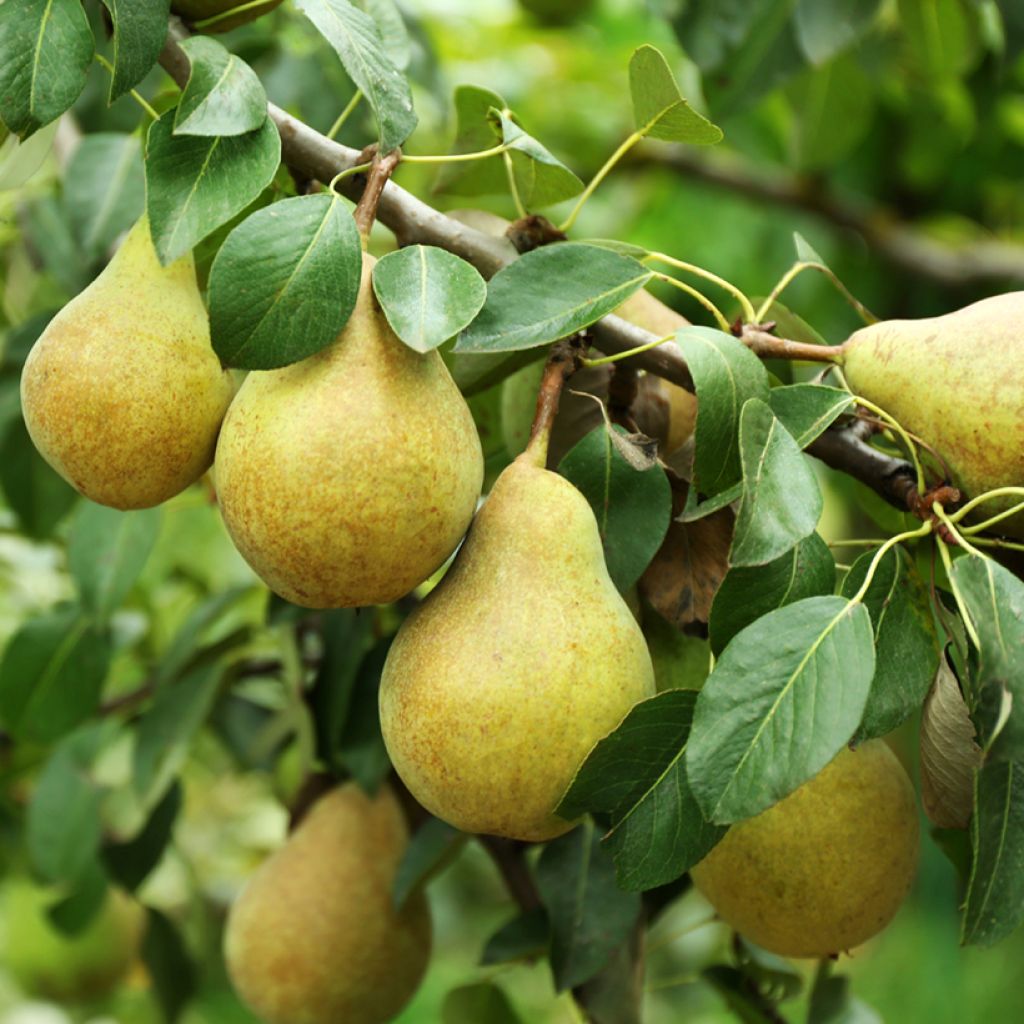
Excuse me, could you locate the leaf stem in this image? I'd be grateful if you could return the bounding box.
[757,260,877,325]
[647,251,756,322]
[326,89,363,141]
[970,536,1024,553]
[650,271,731,331]
[504,151,528,219]
[948,486,1024,526]
[95,55,160,121]
[931,505,985,558]
[193,0,274,28]
[847,521,934,606]
[559,130,643,233]
[582,332,675,368]
[403,143,510,164]
[935,537,982,649]
[328,161,372,191]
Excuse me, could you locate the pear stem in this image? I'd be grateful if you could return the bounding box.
[740,327,845,364]
[525,341,584,467]
[353,147,402,244]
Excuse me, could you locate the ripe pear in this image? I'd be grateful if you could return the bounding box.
[214,253,483,609]
[1,880,145,1003]
[20,217,233,510]
[224,782,431,1024]
[840,293,1024,535]
[691,740,919,959]
[379,440,657,841]
[172,0,283,32]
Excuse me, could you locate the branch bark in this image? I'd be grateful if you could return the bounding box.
[636,148,1024,287]
[158,25,915,512]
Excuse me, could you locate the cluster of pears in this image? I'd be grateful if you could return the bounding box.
[225,782,431,1024]
[835,293,1024,535]
[691,740,920,958]
[0,879,146,1003]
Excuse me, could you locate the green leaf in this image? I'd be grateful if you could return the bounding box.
[208,194,362,369]
[133,664,223,807]
[492,109,585,208]
[898,0,980,80]
[145,112,281,264]
[687,596,875,824]
[787,54,875,172]
[0,119,59,191]
[103,783,182,893]
[442,983,522,1024]
[143,908,198,1024]
[480,907,550,965]
[794,231,827,265]
[675,326,770,498]
[67,503,163,620]
[839,547,939,740]
[558,690,725,891]
[0,0,93,139]
[393,817,464,910]
[175,37,268,137]
[729,399,822,567]
[536,822,642,991]
[962,759,1024,946]
[709,532,835,656]
[433,85,508,198]
[949,554,1024,760]
[456,243,651,354]
[63,133,145,261]
[27,731,110,884]
[47,861,109,936]
[768,384,853,448]
[702,965,789,1023]
[795,0,883,64]
[359,0,411,70]
[808,971,882,1023]
[558,425,672,592]
[628,45,723,143]
[0,412,78,539]
[99,0,171,103]
[0,607,111,744]
[296,0,417,152]
[372,245,487,353]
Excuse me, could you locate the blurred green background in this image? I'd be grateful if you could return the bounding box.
[3,0,1024,1020]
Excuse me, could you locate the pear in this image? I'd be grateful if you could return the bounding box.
[1,880,145,1003]
[172,0,283,32]
[613,288,696,452]
[840,293,1024,535]
[224,782,431,1024]
[214,253,483,608]
[691,740,919,958]
[20,217,233,510]
[379,441,657,842]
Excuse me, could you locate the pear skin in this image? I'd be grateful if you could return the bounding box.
[20,217,233,510]
[614,289,696,452]
[841,294,1024,535]
[214,253,483,608]
[225,783,431,1024]
[691,740,919,958]
[2,881,145,1003]
[379,451,656,841]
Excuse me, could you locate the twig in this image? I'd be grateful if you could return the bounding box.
[352,146,402,241]
[478,835,542,911]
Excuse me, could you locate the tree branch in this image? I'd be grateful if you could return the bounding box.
[157,25,915,512]
[635,149,1024,287]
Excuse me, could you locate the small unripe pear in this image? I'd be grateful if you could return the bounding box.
[20,217,233,510]
[691,740,919,958]
[225,783,431,1024]
[1,881,145,1003]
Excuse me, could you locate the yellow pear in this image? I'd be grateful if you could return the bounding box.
[172,0,283,32]
[840,294,1024,535]
[225,783,431,1024]
[214,253,484,608]
[1,880,145,1003]
[691,740,919,958]
[379,442,656,841]
[20,217,233,510]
